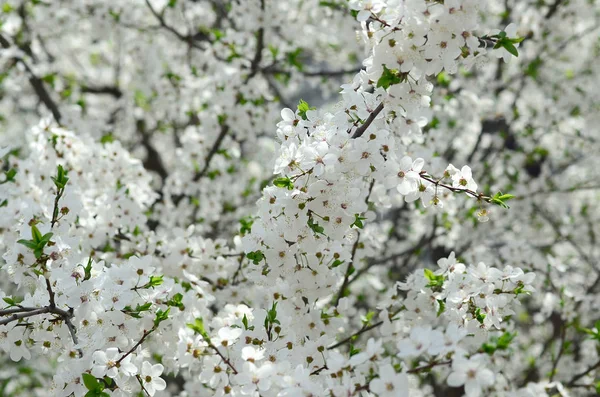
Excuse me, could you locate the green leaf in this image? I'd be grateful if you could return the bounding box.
[239,217,254,236]
[17,239,38,250]
[331,259,344,268]
[33,248,43,259]
[154,308,170,327]
[148,275,164,288]
[2,297,15,306]
[267,302,279,325]
[1,168,17,183]
[494,36,520,58]
[351,214,366,229]
[166,293,184,309]
[424,268,445,289]
[273,177,294,190]
[501,40,519,57]
[436,299,446,317]
[82,373,101,392]
[83,257,93,281]
[307,216,326,236]
[362,311,375,326]
[285,48,304,71]
[491,191,515,209]
[376,65,406,89]
[187,317,211,342]
[40,232,54,244]
[297,99,316,121]
[246,250,264,265]
[100,133,114,144]
[31,225,43,243]
[496,331,516,349]
[51,165,69,189]
[475,308,486,324]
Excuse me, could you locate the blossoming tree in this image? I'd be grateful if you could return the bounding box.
[0,0,598,396]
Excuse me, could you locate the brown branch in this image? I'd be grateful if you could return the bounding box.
[207,343,239,375]
[548,324,566,382]
[0,307,51,326]
[567,359,600,387]
[0,33,62,123]
[245,0,265,83]
[117,328,156,365]
[351,102,385,138]
[263,66,361,78]
[407,360,452,374]
[81,85,122,98]
[328,319,384,350]
[193,123,229,182]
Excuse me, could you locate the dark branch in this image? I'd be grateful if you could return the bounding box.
[351,102,385,138]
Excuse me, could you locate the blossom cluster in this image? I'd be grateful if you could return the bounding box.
[1,0,599,396]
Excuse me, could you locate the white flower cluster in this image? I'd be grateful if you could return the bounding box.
[3,0,598,396]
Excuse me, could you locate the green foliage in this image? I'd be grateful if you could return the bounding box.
[285,48,304,71]
[51,165,69,189]
[154,308,170,327]
[123,302,153,318]
[377,65,407,89]
[351,214,366,229]
[246,250,265,265]
[490,192,516,209]
[491,31,524,57]
[187,317,211,342]
[307,216,326,235]
[239,216,254,236]
[1,168,17,184]
[82,373,109,397]
[475,307,486,324]
[273,177,294,190]
[242,314,255,330]
[297,99,316,120]
[424,268,444,290]
[17,225,53,259]
[481,331,516,354]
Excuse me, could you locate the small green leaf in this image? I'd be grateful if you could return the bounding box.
[351,214,366,229]
[187,317,211,342]
[436,299,446,317]
[100,133,114,144]
[17,239,38,250]
[246,250,265,265]
[376,65,406,89]
[273,177,294,190]
[286,48,304,71]
[2,297,15,306]
[82,373,101,392]
[307,216,326,235]
[362,311,375,325]
[475,308,486,324]
[297,99,316,120]
[31,225,43,244]
[331,259,344,268]
[154,308,170,327]
[1,168,17,183]
[424,268,445,289]
[148,275,164,288]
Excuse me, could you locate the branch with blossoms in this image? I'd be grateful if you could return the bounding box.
[1,165,81,355]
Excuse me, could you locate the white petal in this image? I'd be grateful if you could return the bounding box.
[447,371,466,387]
